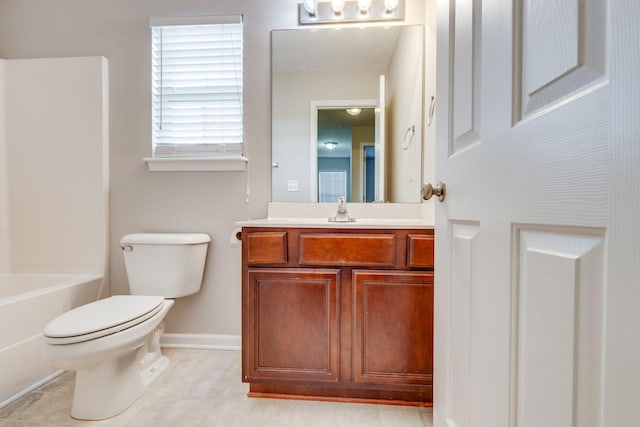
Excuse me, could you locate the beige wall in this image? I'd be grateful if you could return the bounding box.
[351,125,376,203]
[0,0,427,339]
[387,25,424,203]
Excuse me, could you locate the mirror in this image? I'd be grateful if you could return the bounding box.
[317,107,376,202]
[271,25,424,203]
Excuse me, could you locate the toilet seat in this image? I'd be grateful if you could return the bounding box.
[44,295,165,345]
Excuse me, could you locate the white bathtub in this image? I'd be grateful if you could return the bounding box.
[0,274,103,408]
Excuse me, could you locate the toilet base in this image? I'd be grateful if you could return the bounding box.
[70,338,170,420]
[42,300,175,420]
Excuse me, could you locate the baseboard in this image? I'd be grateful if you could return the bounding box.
[160,333,241,351]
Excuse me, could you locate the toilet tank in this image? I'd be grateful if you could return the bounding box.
[120,233,210,298]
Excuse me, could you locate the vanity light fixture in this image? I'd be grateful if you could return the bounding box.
[324,141,338,150]
[384,0,399,12]
[346,107,362,116]
[357,0,373,13]
[298,0,404,25]
[331,0,346,14]
[303,0,319,16]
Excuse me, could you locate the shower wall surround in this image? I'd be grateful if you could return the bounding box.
[0,59,8,271]
[0,57,108,275]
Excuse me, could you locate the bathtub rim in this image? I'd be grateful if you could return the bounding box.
[0,273,103,306]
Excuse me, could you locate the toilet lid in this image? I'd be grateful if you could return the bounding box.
[44,295,165,344]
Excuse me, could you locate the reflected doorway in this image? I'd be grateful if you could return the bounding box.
[362,145,376,202]
[316,106,376,202]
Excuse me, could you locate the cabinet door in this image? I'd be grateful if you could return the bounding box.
[352,270,434,387]
[245,269,340,383]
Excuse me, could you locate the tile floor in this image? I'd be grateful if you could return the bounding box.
[0,349,433,427]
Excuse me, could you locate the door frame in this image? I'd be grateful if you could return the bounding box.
[358,141,375,203]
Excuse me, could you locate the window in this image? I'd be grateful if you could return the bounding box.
[318,171,347,202]
[146,15,245,171]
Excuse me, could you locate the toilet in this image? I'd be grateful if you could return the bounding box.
[42,233,210,420]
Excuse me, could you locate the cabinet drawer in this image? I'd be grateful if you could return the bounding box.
[246,232,288,265]
[299,233,395,267]
[407,234,434,269]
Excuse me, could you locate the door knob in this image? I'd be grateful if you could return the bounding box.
[422,181,446,202]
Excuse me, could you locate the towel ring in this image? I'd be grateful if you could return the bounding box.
[427,96,435,127]
[402,125,416,150]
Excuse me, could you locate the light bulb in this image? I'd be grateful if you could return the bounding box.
[384,0,399,12]
[331,0,346,14]
[357,0,373,13]
[303,0,318,16]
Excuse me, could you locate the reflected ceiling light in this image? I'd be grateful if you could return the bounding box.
[331,0,346,14]
[303,0,318,16]
[324,141,338,150]
[298,0,404,25]
[346,108,362,116]
[357,0,373,13]
[384,0,399,12]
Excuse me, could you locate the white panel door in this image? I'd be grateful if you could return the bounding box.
[434,1,640,426]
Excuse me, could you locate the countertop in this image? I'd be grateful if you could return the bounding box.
[235,202,434,229]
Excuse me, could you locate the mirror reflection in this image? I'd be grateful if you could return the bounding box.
[317,107,376,202]
[271,25,424,203]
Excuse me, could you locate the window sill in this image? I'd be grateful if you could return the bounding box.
[143,156,248,172]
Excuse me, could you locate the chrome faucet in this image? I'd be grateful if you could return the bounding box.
[329,196,356,222]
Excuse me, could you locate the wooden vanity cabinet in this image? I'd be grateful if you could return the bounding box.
[242,227,434,405]
[245,268,340,384]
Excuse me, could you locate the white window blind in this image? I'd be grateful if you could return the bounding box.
[318,171,347,202]
[151,16,243,159]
